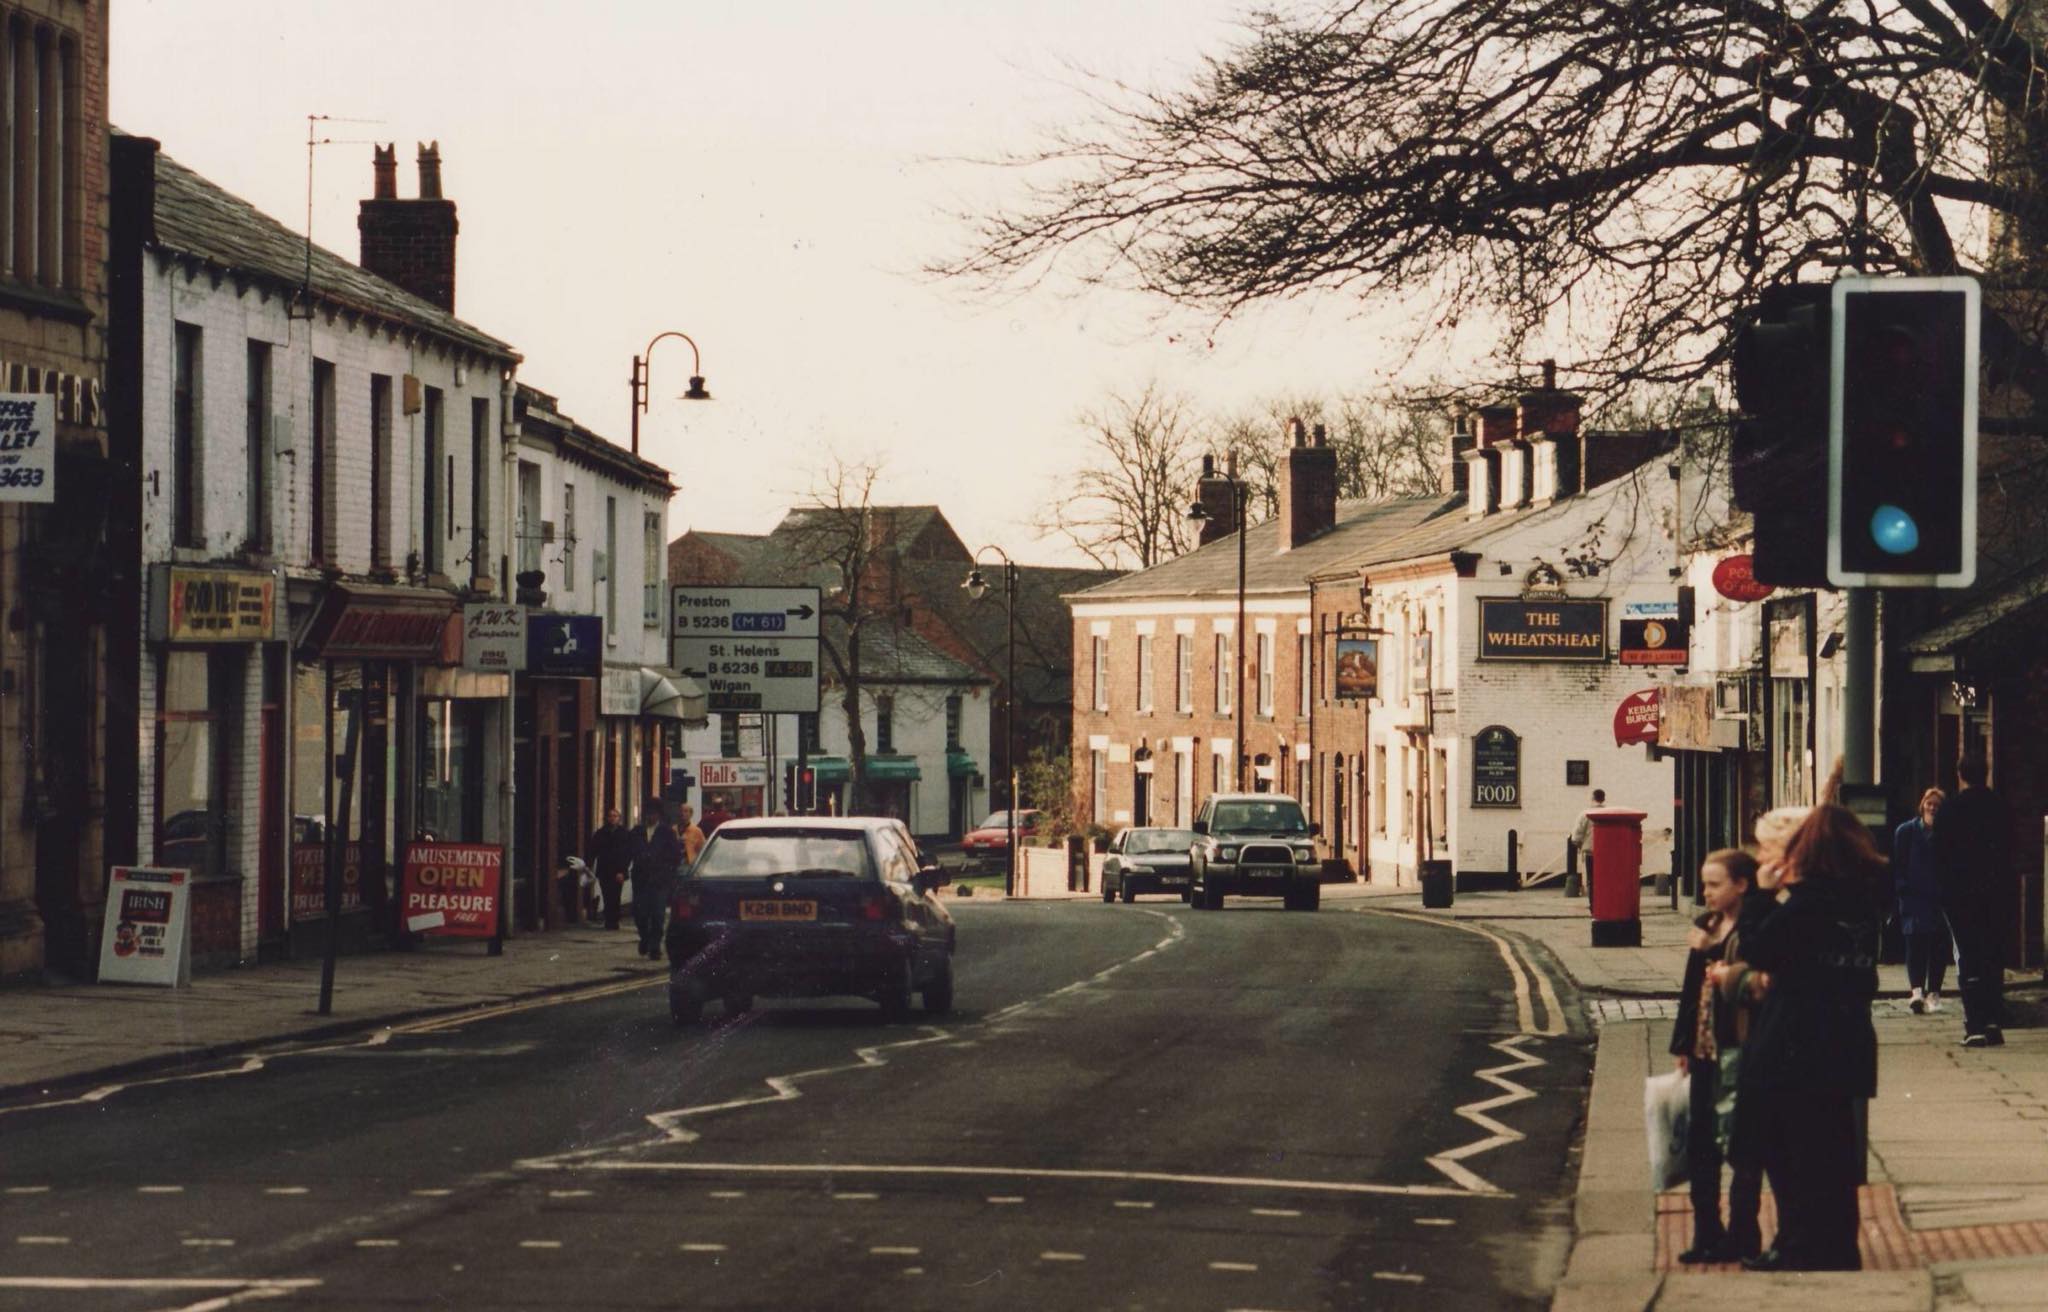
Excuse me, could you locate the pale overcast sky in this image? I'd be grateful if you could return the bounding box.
[111,1,1429,566]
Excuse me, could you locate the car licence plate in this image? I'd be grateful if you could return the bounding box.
[740,900,817,922]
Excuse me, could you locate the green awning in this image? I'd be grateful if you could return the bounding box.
[806,756,850,784]
[865,755,922,783]
[945,750,978,779]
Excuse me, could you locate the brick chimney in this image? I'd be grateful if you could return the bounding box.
[1581,429,1680,491]
[1518,359,1584,500]
[1441,408,1478,495]
[1277,418,1338,551]
[358,141,460,313]
[1195,452,1239,546]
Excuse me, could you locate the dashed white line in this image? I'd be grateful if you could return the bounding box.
[1250,1207,1301,1217]
[1210,1261,1259,1272]
[518,1240,562,1250]
[354,1239,401,1249]
[3,1186,49,1195]
[182,1239,235,1248]
[263,1187,309,1196]
[986,1195,1025,1205]
[680,1242,727,1253]
[572,1159,1481,1198]
[870,1246,920,1256]
[1373,1271,1426,1283]
[708,1190,745,1199]
[1039,1251,1086,1262]
[1415,1217,1455,1226]
[833,1191,879,1201]
[902,1266,925,1276]
[1113,1200,1155,1210]
[546,1190,593,1199]
[15,1236,69,1245]
[410,1189,453,1197]
[137,1185,185,1194]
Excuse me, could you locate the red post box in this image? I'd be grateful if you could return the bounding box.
[1587,807,1646,947]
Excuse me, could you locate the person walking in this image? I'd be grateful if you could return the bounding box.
[585,808,633,931]
[1935,754,2011,1047]
[630,798,683,961]
[1669,848,1766,1263]
[1892,788,1949,1014]
[1726,804,1882,1273]
[676,804,707,869]
[1571,789,1606,891]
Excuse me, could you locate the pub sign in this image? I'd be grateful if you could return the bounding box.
[1334,634,1379,700]
[1478,598,1608,662]
[1471,724,1522,808]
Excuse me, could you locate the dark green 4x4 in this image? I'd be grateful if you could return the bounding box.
[1187,793,1321,911]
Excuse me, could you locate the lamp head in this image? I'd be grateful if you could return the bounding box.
[681,375,711,401]
[963,567,989,601]
[1186,501,1212,524]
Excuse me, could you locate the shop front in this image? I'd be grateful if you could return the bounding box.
[598,665,704,822]
[515,613,600,929]
[698,758,770,824]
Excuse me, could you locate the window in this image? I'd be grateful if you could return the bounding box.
[1373,745,1388,834]
[560,483,576,589]
[1092,636,1108,712]
[1136,634,1154,713]
[421,386,443,575]
[470,399,490,580]
[171,322,201,549]
[1331,753,1346,850]
[310,359,334,561]
[876,695,895,754]
[2,25,79,287]
[245,342,271,552]
[604,496,619,636]
[1297,757,1311,810]
[1092,749,1108,822]
[644,511,663,626]
[1433,748,1449,852]
[945,695,962,751]
[1298,634,1311,717]
[719,714,739,758]
[369,375,393,568]
[1257,632,1275,717]
[516,461,541,576]
[1211,751,1224,795]
[1214,632,1233,715]
[156,651,224,879]
[1176,634,1193,713]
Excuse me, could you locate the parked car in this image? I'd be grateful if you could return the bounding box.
[1100,826,1199,903]
[958,809,1041,871]
[665,816,955,1024]
[1187,793,1321,911]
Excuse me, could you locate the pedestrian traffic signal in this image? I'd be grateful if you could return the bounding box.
[1829,277,1978,588]
[1730,285,1831,586]
[797,767,815,813]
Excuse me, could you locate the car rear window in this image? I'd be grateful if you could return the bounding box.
[693,829,873,880]
[1126,829,1198,854]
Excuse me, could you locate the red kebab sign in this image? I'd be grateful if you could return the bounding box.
[401,843,504,938]
[1613,688,1663,747]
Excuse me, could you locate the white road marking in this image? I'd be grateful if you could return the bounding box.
[1210,1261,1258,1272]
[566,1160,1486,1198]
[354,1239,401,1248]
[1251,1207,1301,1217]
[518,1240,562,1249]
[546,1189,593,1199]
[263,1187,309,1196]
[15,1236,69,1245]
[1358,907,1564,1037]
[1415,1217,1456,1226]
[833,1191,879,1201]
[680,1242,727,1253]
[902,1266,925,1276]
[182,1238,236,1248]
[1113,1200,1154,1209]
[1425,1035,1546,1196]
[986,1196,1025,1204]
[1040,1251,1086,1262]
[870,1245,921,1256]
[411,1189,453,1197]
[708,1190,745,1199]
[0,1278,321,1292]
[138,1185,186,1194]
[1373,1271,1426,1283]
[3,1186,49,1195]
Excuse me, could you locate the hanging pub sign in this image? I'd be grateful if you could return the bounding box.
[1618,600,1689,667]
[1478,598,1608,662]
[1334,633,1379,700]
[400,842,504,938]
[1471,724,1522,808]
[97,866,193,986]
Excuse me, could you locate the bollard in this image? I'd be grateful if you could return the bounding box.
[1564,840,1583,898]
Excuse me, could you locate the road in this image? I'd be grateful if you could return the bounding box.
[0,898,1590,1311]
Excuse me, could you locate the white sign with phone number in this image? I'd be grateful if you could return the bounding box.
[0,393,54,502]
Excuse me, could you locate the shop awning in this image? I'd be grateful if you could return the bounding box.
[945,750,978,779]
[866,755,922,782]
[640,666,708,726]
[807,756,851,784]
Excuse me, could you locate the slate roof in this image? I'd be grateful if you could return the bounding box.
[1069,496,1455,602]
[902,560,1120,705]
[516,383,675,494]
[830,619,988,687]
[139,133,517,363]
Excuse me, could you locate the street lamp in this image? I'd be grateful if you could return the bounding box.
[1187,468,1249,790]
[964,550,1019,897]
[628,330,712,456]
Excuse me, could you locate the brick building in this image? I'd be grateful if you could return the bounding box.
[0,1,110,981]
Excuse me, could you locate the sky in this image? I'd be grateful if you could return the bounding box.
[111,1,1427,567]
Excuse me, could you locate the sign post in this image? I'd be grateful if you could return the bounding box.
[671,586,822,715]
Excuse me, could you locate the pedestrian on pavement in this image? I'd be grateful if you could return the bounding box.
[1935,753,2011,1048]
[1892,787,1949,1015]
[1669,847,1766,1264]
[701,800,735,837]
[585,808,633,931]
[1727,804,1883,1273]
[676,804,707,869]
[1571,789,1606,890]
[630,797,683,961]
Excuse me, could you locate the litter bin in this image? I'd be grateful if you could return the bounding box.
[1587,808,1646,947]
[1420,858,1454,909]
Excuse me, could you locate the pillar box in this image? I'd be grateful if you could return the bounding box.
[1587,807,1647,947]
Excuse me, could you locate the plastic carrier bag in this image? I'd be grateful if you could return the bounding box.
[1644,1068,1690,1191]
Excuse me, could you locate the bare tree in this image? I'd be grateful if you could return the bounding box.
[1043,383,1203,568]
[1219,392,1447,518]
[940,1,2048,409]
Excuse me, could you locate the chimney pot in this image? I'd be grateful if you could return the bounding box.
[1312,422,1327,449]
[418,141,444,199]
[372,143,397,199]
[1542,358,1557,391]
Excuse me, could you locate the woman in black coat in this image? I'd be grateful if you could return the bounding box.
[1728,804,1882,1272]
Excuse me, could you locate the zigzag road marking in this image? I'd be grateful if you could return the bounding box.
[1425,1035,1546,1196]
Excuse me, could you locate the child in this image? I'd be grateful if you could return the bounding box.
[1669,847,1766,1263]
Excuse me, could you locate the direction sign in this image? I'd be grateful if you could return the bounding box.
[672,586,821,639]
[672,633,822,714]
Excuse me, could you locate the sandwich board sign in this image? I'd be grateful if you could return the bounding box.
[98,866,194,986]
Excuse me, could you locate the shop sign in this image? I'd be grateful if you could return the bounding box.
[1613,688,1662,746]
[1618,617,1689,666]
[699,759,769,788]
[1712,554,1775,604]
[527,613,602,678]
[1768,602,1811,679]
[400,842,504,938]
[150,565,278,642]
[1471,725,1521,808]
[289,842,364,923]
[1478,598,1608,662]
[1334,634,1378,700]
[97,866,192,986]
[301,587,457,660]
[601,667,641,716]
[1658,684,1722,752]
[0,393,54,502]
[461,603,526,673]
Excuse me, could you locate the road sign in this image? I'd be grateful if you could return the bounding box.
[672,585,821,639]
[672,633,822,714]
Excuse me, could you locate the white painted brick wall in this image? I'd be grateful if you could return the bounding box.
[514,432,671,667]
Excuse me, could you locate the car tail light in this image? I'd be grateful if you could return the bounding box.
[671,891,700,922]
[857,894,887,922]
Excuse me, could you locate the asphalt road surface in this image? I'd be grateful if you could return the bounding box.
[0,898,1591,1311]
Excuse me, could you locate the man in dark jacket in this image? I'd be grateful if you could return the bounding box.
[1934,753,2011,1047]
[630,798,683,961]
[586,808,633,931]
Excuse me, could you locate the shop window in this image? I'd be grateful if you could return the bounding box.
[421,387,443,575]
[157,651,225,879]
[945,695,961,751]
[370,374,393,568]
[418,698,487,843]
[876,695,895,754]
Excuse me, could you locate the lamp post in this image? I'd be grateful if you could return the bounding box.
[964,550,1019,896]
[628,330,712,456]
[1188,474,1249,790]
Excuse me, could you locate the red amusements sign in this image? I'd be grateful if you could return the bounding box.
[1712,555,1775,604]
[1614,688,1662,746]
[401,842,503,939]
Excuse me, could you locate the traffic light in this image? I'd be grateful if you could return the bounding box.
[1730,285,1831,586]
[1829,277,1978,588]
[797,767,815,813]
[782,763,796,813]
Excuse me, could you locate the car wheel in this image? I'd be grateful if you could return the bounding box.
[1179,888,1191,903]
[1205,887,1225,911]
[1299,883,1321,912]
[1101,877,1116,904]
[922,957,955,1016]
[722,992,753,1016]
[878,962,914,1019]
[1120,883,1136,904]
